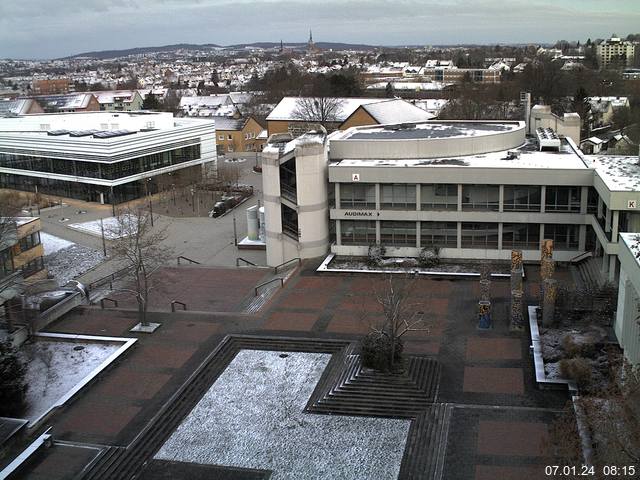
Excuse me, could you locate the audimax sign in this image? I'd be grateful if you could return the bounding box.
[343,211,379,217]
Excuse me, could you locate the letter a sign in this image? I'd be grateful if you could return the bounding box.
[352,173,360,182]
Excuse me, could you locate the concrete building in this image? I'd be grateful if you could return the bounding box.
[597,35,637,69]
[0,112,216,204]
[0,99,44,116]
[527,105,581,145]
[1,217,46,284]
[616,233,640,364]
[261,119,640,361]
[28,93,100,113]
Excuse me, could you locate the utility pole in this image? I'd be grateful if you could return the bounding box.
[99,217,107,257]
[233,215,238,246]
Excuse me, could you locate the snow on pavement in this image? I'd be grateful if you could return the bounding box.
[155,350,410,480]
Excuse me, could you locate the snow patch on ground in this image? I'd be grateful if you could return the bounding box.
[45,243,103,286]
[155,350,410,480]
[40,232,74,255]
[67,215,137,240]
[20,340,120,422]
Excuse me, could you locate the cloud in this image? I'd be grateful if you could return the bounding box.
[0,0,638,58]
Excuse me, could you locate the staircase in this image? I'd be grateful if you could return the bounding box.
[575,257,604,290]
[240,262,298,314]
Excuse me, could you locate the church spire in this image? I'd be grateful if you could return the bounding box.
[309,29,313,43]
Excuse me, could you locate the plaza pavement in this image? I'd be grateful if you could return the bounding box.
[10,261,574,479]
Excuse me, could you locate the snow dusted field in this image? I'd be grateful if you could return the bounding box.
[67,215,137,240]
[20,340,120,422]
[155,350,410,480]
[41,233,103,285]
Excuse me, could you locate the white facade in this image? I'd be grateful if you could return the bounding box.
[0,112,216,203]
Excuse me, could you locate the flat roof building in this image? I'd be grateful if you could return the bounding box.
[261,118,640,363]
[0,112,216,204]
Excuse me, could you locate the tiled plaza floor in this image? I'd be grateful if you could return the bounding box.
[11,260,573,479]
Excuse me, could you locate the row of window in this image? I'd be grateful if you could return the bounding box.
[0,144,201,181]
[338,184,596,213]
[17,232,41,253]
[340,221,580,250]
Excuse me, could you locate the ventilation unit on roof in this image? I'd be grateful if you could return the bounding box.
[506,150,521,159]
[535,127,561,151]
[385,122,416,131]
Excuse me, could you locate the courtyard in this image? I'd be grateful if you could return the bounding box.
[4,259,571,479]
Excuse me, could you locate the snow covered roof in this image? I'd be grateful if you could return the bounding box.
[31,93,95,111]
[333,138,587,170]
[358,99,435,124]
[266,97,385,122]
[366,82,450,91]
[180,95,232,108]
[586,155,640,192]
[212,116,246,131]
[91,90,139,104]
[588,96,629,109]
[620,233,640,269]
[0,99,36,115]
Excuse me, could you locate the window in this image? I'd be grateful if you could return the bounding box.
[18,231,40,252]
[462,185,499,211]
[545,186,581,212]
[381,184,416,210]
[544,224,579,250]
[420,222,457,247]
[421,184,457,210]
[21,256,44,277]
[503,186,541,212]
[218,135,224,140]
[502,223,540,249]
[461,223,499,248]
[340,183,375,209]
[341,220,376,245]
[0,248,14,278]
[282,204,298,239]
[380,221,416,246]
[587,187,598,214]
[228,134,233,140]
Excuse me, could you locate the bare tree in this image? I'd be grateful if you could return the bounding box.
[1,192,24,332]
[362,274,431,371]
[108,206,172,327]
[292,96,345,130]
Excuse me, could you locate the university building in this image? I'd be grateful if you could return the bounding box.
[0,112,216,204]
[261,119,640,362]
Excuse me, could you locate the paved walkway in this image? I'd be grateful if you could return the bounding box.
[8,261,573,479]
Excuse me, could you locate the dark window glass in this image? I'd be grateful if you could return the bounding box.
[461,222,499,248]
[420,222,457,247]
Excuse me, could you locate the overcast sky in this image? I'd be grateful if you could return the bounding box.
[1,0,639,59]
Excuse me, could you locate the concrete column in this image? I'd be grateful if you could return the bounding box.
[457,184,463,211]
[335,220,341,246]
[376,220,381,244]
[415,183,421,211]
[609,255,617,283]
[539,224,545,246]
[335,183,341,209]
[597,197,603,219]
[498,223,503,250]
[498,185,504,213]
[540,185,546,213]
[602,253,609,276]
[579,224,587,251]
[457,222,462,249]
[580,186,588,214]
[416,221,421,248]
[99,192,105,204]
[375,183,381,210]
[605,207,611,233]
[611,211,619,239]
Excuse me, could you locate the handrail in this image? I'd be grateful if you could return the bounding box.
[254,277,284,296]
[177,255,201,265]
[100,298,119,309]
[569,251,593,264]
[171,300,187,312]
[88,266,132,291]
[274,257,301,274]
[236,257,257,267]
